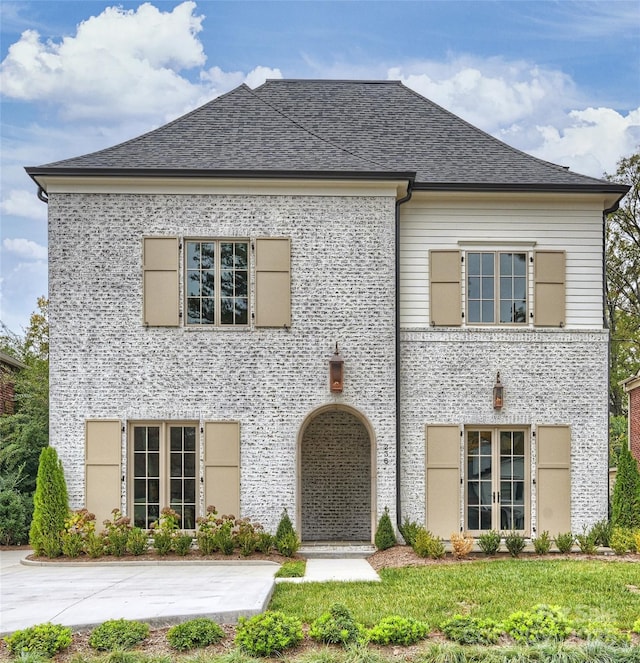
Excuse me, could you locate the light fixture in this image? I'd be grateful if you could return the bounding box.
[493,371,504,409]
[329,342,344,393]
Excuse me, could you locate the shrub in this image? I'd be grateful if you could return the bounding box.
[235,518,262,556]
[398,519,421,547]
[85,530,105,558]
[29,447,69,558]
[450,532,474,559]
[634,530,640,553]
[126,527,149,556]
[503,604,572,643]
[504,530,526,557]
[575,526,597,554]
[89,619,150,651]
[413,528,445,559]
[276,531,300,557]
[575,622,630,646]
[609,526,634,554]
[590,518,612,547]
[477,530,501,555]
[368,616,429,646]
[255,531,274,554]
[632,618,640,634]
[374,507,397,551]
[166,618,225,651]
[532,530,552,555]
[0,488,28,545]
[555,531,574,553]
[611,444,640,530]
[275,508,295,542]
[173,533,193,556]
[235,611,303,656]
[4,623,72,657]
[61,530,83,557]
[153,530,174,556]
[309,603,363,645]
[440,615,501,645]
[103,509,132,556]
[216,520,236,555]
[61,508,96,557]
[196,506,221,554]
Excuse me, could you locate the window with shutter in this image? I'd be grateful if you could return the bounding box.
[429,250,462,326]
[143,237,179,326]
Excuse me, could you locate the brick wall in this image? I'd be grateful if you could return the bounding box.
[0,364,17,415]
[629,382,640,466]
[400,328,609,533]
[47,192,398,535]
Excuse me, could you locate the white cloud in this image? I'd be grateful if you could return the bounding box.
[3,237,47,260]
[1,189,47,221]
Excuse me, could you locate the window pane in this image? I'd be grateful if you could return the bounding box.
[468,482,479,505]
[513,432,525,455]
[501,481,512,502]
[148,427,160,451]
[220,243,233,268]
[183,506,196,530]
[187,270,200,297]
[201,271,215,297]
[499,252,511,274]
[500,300,513,323]
[235,270,247,294]
[482,276,494,299]
[148,452,159,477]
[235,243,248,268]
[134,453,146,477]
[480,507,492,530]
[134,479,146,501]
[149,504,160,522]
[482,300,494,322]
[468,276,480,299]
[514,253,526,276]
[482,253,494,274]
[184,479,196,500]
[235,298,248,324]
[170,453,181,477]
[202,298,214,324]
[184,427,196,452]
[221,270,233,297]
[134,427,146,451]
[134,504,147,528]
[148,479,160,502]
[171,478,182,501]
[220,298,233,325]
[184,452,196,477]
[501,458,513,479]
[468,301,480,322]
[514,277,526,300]
[201,242,215,270]
[500,432,512,454]
[186,241,199,267]
[500,276,512,299]
[480,482,492,505]
[468,252,480,275]
[170,427,182,451]
[514,301,526,323]
[187,298,201,324]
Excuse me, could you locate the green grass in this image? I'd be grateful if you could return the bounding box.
[275,560,307,578]
[269,559,640,629]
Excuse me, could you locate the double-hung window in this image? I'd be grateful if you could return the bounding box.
[467,252,527,324]
[186,240,249,326]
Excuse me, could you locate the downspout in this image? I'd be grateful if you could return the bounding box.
[395,179,413,532]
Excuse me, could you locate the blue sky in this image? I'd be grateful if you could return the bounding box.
[1,0,639,333]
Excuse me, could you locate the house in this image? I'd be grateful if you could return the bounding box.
[26,80,628,541]
[0,351,25,415]
[622,371,640,466]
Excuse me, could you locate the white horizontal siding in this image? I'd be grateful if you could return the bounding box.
[400,194,605,329]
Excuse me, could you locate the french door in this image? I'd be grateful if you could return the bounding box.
[465,428,529,534]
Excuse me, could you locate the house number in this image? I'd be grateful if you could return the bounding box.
[383,444,389,465]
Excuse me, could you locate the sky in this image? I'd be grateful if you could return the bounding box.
[1,0,639,334]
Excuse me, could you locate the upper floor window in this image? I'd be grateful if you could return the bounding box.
[467,252,527,324]
[186,240,248,326]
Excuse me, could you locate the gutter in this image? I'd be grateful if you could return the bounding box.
[395,179,414,532]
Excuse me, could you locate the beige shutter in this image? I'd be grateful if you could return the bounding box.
[534,251,565,327]
[426,425,460,538]
[430,250,462,326]
[85,420,122,530]
[255,238,291,327]
[537,425,571,534]
[204,422,240,517]
[143,237,179,326]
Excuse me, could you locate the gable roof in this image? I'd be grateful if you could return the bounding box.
[27,79,628,197]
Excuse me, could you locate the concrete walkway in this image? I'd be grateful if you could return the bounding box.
[0,550,379,635]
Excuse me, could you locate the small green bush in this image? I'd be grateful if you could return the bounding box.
[88,619,150,651]
[503,604,572,644]
[398,519,421,547]
[255,531,274,554]
[103,509,132,556]
[532,530,552,555]
[590,518,612,547]
[504,530,526,557]
[440,615,501,645]
[153,531,174,556]
[4,623,72,657]
[374,507,397,551]
[576,622,630,646]
[166,618,225,651]
[85,530,105,558]
[60,531,84,557]
[275,508,295,541]
[368,615,429,646]
[555,531,574,554]
[0,488,28,545]
[173,533,193,556]
[126,527,149,556]
[575,526,597,555]
[235,611,303,656]
[413,528,445,559]
[609,526,634,554]
[235,518,260,556]
[309,603,363,645]
[197,530,217,555]
[276,530,300,557]
[477,530,501,555]
[632,618,640,634]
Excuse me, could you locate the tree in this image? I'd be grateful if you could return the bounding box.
[605,152,640,415]
[29,446,68,557]
[611,444,640,530]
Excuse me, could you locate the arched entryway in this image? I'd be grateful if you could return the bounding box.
[299,405,374,542]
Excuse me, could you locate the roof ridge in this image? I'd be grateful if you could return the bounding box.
[247,83,391,171]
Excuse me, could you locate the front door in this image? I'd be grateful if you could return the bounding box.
[465,428,529,534]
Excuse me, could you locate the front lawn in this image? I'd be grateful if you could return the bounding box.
[270,559,640,629]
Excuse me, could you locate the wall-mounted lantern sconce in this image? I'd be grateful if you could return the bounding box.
[329,342,344,393]
[493,371,504,410]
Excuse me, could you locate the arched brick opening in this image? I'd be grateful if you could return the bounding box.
[299,406,372,542]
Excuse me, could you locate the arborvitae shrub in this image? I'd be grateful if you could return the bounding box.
[374,507,397,551]
[398,519,421,547]
[413,528,445,559]
[29,447,68,558]
[275,508,299,556]
[275,508,295,541]
[611,445,640,530]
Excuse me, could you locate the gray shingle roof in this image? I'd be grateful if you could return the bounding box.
[27,80,626,192]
